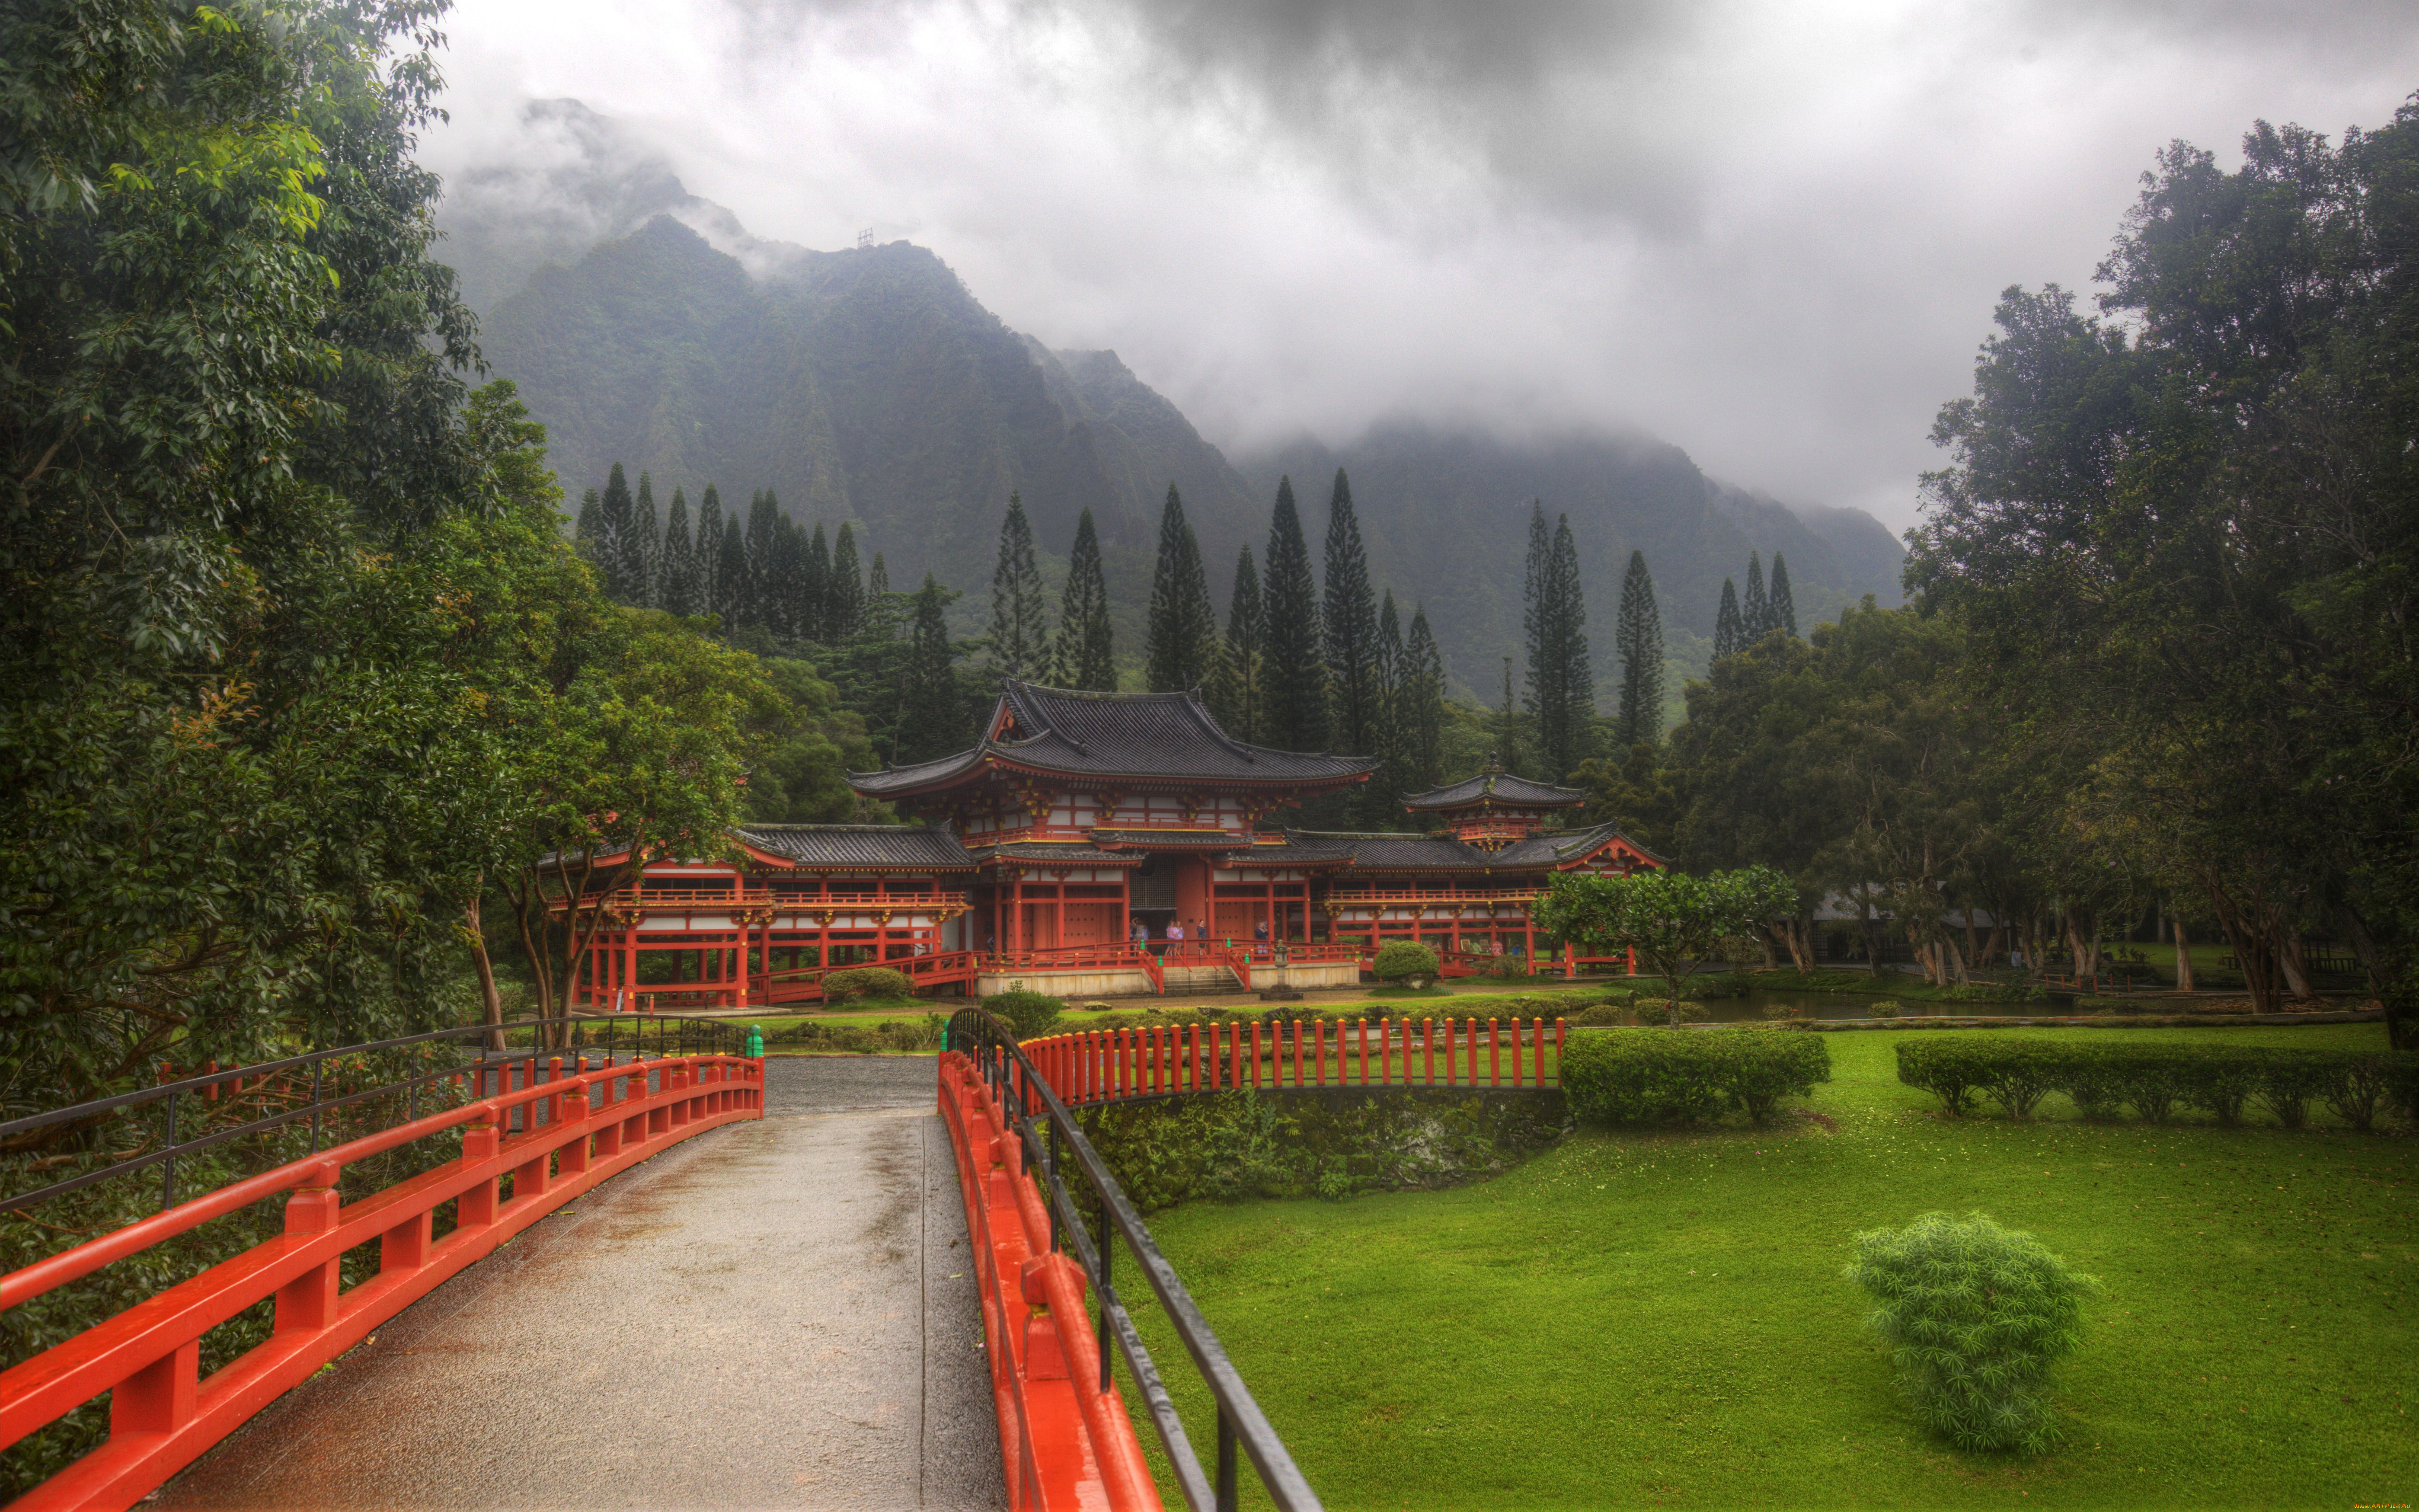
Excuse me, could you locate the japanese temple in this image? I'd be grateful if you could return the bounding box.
[571,681,1663,1009]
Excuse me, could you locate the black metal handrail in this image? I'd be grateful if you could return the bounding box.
[947,1007,1321,1512]
[0,1012,748,1213]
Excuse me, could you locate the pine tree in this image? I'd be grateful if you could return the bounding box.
[896,573,965,762]
[987,492,1047,679]
[1525,512,1593,778]
[1053,508,1115,690]
[743,490,779,625]
[1768,552,1799,638]
[802,522,831,642]
[694,485,724,617]
[1614,548,1665,748]
[573,486,602,558]
[1260,476,1328,751]
[1208,545,1263,740]
[719,502,753,627]
[1144,486,1218,690]
[828,523,866,639]
[1714,578,1744,660]
[1404,606,1446,787]
[1743,550,1770,642]
[764,515,803,638]
[1496,655,1523,774]
[866,552,889,602]
[624,471,661,607]
[1321,469,1380,758]
[658,486,697,616]
[598,464,635,601]
[1368,590,1415,824]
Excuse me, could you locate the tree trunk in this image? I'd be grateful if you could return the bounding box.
[1962,908,1979,979]
[2173,914,2195,992]
[466,885,506,1052]
[1945,933,1970,987]
[2331,902,2381,996]
[2277,933,2314,1002]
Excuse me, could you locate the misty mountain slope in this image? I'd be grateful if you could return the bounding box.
[1232,425,1901,700]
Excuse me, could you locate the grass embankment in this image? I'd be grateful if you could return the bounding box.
[1120,1024,2414,1510]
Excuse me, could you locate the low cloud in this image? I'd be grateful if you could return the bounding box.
[425,0,2419,527]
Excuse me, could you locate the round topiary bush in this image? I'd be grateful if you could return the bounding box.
[981,989,1066,1040]
[1371,940,1441,986]
[821,966,913,1002]
[1844,1212,2099,1454]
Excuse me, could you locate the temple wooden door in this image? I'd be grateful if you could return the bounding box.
[1019,903,1059,950]
[1060,902,1116,947]
[1212,901,1253,944]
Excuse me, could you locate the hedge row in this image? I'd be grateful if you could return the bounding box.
[1561,1028,1832,1126]
[1895,1039,2419,1130]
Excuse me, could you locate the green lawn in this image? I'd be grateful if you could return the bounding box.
[1118,1025,2415,1509]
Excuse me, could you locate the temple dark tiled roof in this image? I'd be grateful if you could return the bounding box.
[1402,769,1585,811]
[965,841,1143,867]
[1490,821,1667,868]
[1089,828,1245,849]
[850,681,1378,797]
[737,824,975,871]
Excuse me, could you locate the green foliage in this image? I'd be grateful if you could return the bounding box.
[1559,1027,1830,1125]
[1207,545,1263,740]
[1630,998,1706,1026]
[1144,486,1219,693]
[1535,865,1794,1005]
[982,990,1066,1040]
[1321,470,1381,766]
[1522,506,1596,777]
[1894,1039,2419,1129]
[1259,476,1328,752]
[821,967,913,1001]
[1371,941,1441,983]
[764,1013,946,1053]
[987,493,1046,679]
[1845,1212,2099,1454]
[1051,509,1116,690]
[1612,548,1662,750]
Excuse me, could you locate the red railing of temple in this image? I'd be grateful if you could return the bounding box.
[1019,1017,1568,1105]
[0,1055,764,1512]
[759,949,985,1004]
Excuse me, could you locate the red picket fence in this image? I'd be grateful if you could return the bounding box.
[0,1055,764,1512]
[1021,1017,1569,1105]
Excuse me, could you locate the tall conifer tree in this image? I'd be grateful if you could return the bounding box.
[658,487,697,616]
[624,472,661,607]
[742,490,779,625]
[1714,578,1744,659]
[1613,548,1665,748]
[574,486,601,558]
[987,492,1047,679]
[1321,469,1380,758]
[1053,508,1116,690]
[1768,552,1799,638]
[1261,476,1328,751]
[1742,550,1770,641]
[1368,590,1415,825]
[1403,606,1446,787]
[802,522,831,641]
[764,515,803,638]
[694,485,724,616]
[720,503,753,627]
[598,463,635,601]
[1144,486,1217,690]
[896,574,965,761]
[828,523,866,639]
[866,552,889,603]
[1209,545,1263,740]
[1496,656,1523,774]
[1524,513,1593,778]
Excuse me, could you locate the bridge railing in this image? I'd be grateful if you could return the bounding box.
[944,1009,1321,1512]
[0,1016,762,1512]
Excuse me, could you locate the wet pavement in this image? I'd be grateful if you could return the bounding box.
[155,1058,1004,1511]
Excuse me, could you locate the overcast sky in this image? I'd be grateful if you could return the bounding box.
[425,0,2419,529]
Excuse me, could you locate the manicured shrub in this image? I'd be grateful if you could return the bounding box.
[1633,998,1706,1026]
[821,966,913,1001]
[1868,999,1903,1019]
[2326,1055,2397,1133]
[1372,941,1442,983]
[1845,1211,2099,1454]
[981,989,1066,1040]
[1895,1039,2419,1130]
[1893,1038,1988,1116]
[1560,1028,1830,1126]
[1974,1042,2063,1119]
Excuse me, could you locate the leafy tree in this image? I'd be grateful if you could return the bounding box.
[1613,548,1664,748]
[1260,476,1328,750]
[1322,469,1380,758]
[1053,508,1115,689]
[745,659,880,823]
[828,521,866,640]
[658,486,698,616]
[1534,866,1795,1010]
[1714,578,1744,660]
[896,573,969,759]
[1210,545,1264,739]
[1402,606,1447,786]
[1768,552,1799,639]
[1144,485,1218,690]
[987,492,1047,679]
[1742,551,1769,642]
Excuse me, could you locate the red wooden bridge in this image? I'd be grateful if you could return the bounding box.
[2,1009,1569,1510]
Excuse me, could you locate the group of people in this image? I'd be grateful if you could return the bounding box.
[1130,916,1273,949]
